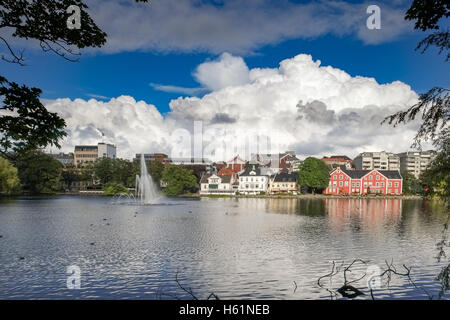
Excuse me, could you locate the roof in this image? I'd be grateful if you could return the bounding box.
[239,167,262,176]
[273,172,297,182]
[200,174,232,184]
[322,155,352,161]
[333,168,402,179]
[379,170,402,179]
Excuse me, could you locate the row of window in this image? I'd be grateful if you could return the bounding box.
[240,177,266,182]
[331,180,399,187]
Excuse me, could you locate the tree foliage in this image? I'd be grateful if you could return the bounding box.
[147,161,165,185]
[0,156,20,194]
[401,170,423,195]
[0,76,67,159]
[297,157,329,193]
[94,158,136,186]
[162,166,197,196]
[405,0,450,60]
[14,151,62,194]
[103,182,130,196]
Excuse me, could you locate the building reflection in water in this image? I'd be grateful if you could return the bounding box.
[265,197,402,226]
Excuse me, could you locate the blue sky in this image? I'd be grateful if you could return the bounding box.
[2,0,448,159]
[2,0,447,114]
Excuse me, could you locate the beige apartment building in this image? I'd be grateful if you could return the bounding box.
[74,143,116,167]
[353,151,400,171]
[397,150,436,178]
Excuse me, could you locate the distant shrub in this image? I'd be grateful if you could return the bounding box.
[103,182,130,196]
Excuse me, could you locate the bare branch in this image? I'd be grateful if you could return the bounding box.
[0,36,25,66]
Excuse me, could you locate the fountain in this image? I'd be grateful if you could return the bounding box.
[135,154,160,204]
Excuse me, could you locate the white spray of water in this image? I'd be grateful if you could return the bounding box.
[135,154,160,204]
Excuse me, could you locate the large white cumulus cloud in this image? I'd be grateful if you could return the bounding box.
[45,53,422,160]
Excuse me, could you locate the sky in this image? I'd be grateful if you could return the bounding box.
[1,0,449,160]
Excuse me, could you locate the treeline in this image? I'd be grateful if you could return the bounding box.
[0,151,197,196]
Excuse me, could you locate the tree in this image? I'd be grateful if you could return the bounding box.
[14,151,62,194]
[384,0,449,299]
[61,165,81,191]
[297,157,329,194]
[147,161,165,185]
[401,171,423,195]
[94,158,114,185]
[103,182,130,196]
[0,156,20,194]
[0,1,147,159]
[162,166,197,196]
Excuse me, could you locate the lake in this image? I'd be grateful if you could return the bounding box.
[0,196,448,299]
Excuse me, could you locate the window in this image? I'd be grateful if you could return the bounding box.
[376,176,380,180]
[333,175,337,179]
[344,181,348,186]
[369,175,373,180]
[395,182,399,187]
[388,182,392,187]
[340,175,343,179]
[339,181,343,187]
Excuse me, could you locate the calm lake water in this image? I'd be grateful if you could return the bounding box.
[0,196,448,300]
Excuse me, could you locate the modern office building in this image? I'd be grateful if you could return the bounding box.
[397,150,436,178]
[74,142,116,167]
[353,151,400,171]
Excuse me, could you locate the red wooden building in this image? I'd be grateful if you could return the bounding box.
[324,167,403,195]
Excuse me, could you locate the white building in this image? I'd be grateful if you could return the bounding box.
[353,151,400,171]
[238,167,269,194]
[97,143,116,159]
[397,150,436,178]
[200,174,233,195]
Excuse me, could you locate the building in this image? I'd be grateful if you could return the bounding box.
[324,167,402,195]
[74,142,116,167]
[251,151,301,173]
[49,152,74,166]
[353,151,400,171]
[200,174,234,195]
[238,166,269,194]
[268,172,298,194]
[321,155,352,169]
[134,153,168,163]
[168,157,212,165]
[226,155,246,173]
[397,150,436,178]
[279,151,302,172]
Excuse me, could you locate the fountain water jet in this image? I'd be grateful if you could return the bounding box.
[135,154,160,204]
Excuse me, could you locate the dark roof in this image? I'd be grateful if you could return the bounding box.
[239,167,261,176]
[379,170,402,179]
[273,172,297,182]
[337,169,402,179]
[75,145,97,151]
[200,174,231,183]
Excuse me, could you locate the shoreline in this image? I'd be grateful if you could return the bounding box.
[0,192,425,200]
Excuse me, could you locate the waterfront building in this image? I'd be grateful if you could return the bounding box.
[324,167,403,195]
[397,150,436,178]
[238,166,269,194]
[353,151,400,171]
[200,174,234,195]
[268,172,298,194]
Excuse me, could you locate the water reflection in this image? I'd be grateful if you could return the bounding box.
[0,196,448,300]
